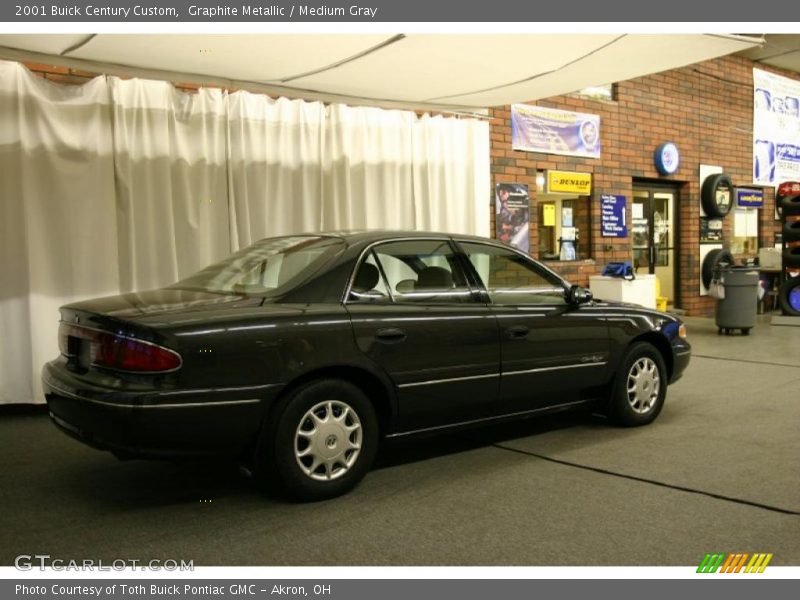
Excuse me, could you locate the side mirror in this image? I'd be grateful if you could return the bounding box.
[567,285,593,305]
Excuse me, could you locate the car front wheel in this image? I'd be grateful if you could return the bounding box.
[256,379,378,501]
[609,342,667,427]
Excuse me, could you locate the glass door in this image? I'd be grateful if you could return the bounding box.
[632,186,677,306]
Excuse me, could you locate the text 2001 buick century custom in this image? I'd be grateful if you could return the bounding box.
[43,231,691,500]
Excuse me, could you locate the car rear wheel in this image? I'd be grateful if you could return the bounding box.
[256,379,378,501]
[609,342,667,427]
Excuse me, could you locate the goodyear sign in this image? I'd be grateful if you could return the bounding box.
[546,170,592,195]
[736,188,764,208]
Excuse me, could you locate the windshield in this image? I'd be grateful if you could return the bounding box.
[169,236,344,296]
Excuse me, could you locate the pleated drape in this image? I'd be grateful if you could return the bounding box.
[0,60,489,404]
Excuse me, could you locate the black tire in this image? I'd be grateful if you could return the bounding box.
[778,277,800,317]
[742,329,751,336]
[254,379,378,501]
[702,248,734,290]
[783,246,800,268]
[701,173,734,218]
[783,220,800,243]
[778,195,800,218]
[609,342,668,427]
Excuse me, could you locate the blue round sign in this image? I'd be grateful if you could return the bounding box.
[654,142,680,175]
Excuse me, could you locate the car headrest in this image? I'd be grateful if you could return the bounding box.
[353,262,380,293]
[395,279,416,293]
[416,266,453,289]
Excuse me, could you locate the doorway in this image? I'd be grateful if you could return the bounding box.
[632,184,678,307]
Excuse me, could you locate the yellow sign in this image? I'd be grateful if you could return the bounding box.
[547,170,592,195]
[542,204,555,226]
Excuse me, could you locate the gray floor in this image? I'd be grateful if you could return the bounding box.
[1,315,798,566]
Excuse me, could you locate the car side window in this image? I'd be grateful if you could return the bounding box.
[460,242,567,306]
[353,240,474,304]
[348,252,391,303]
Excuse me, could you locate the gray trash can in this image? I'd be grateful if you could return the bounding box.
[713,267,759,335]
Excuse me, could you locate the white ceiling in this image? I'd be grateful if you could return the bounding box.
[737,34,800,72]
[0,33,761,111]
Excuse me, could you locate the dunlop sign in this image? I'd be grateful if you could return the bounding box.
[546,171,592,195]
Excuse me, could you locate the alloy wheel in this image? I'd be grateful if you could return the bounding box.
[294,400,362,481]
[626,357,661,414]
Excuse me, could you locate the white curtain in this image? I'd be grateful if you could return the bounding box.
[412,114,490,235]
[0,62,119,406]
[111,78,231,292]
[227,92,325,247]
[322,104,417,230]
[0,60,489,404]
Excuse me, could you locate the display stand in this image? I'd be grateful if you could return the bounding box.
[589,274,657,309]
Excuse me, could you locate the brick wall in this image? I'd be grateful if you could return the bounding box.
[490,54,798,316]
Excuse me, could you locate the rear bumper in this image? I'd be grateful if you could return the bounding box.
[42,361,284,459]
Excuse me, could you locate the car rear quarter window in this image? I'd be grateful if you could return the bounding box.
[171,236,343,296]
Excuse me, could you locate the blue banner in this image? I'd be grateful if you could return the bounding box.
[601,194,627,237]
[511,104,601,159]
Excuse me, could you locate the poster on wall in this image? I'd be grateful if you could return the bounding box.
[753,68,800,186]
[511,104,601,158]
[495,183,530,253]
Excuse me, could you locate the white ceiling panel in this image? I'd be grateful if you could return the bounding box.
[0,33,762,110]
[70,34,395,83]
[286,34,620,102]
[436,34,761,106]
[0,34,94,56]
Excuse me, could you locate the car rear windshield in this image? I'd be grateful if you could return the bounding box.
[169,236,344,296]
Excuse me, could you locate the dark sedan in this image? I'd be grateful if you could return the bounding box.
[43,231,691,500]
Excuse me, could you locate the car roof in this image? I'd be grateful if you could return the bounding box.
[292,230,497,245]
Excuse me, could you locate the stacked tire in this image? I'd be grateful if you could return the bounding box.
[777,184,800,316]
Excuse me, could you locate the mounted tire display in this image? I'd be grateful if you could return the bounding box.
[778,195,800,217]
[783,220,800,243]
[701,248,734,289]
[254,378,379,501]
[609,342,667,427]
[783,246,800,268]
[778,277,800,317]
[701,173,734,218]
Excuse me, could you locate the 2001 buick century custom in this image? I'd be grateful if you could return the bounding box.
[43,231,691,500]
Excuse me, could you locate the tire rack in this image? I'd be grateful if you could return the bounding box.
[777,182,800,316]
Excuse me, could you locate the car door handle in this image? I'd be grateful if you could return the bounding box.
[375,328,407,343]
[506,325,530,340]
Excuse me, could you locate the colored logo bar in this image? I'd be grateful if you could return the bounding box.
[697,553,773,573]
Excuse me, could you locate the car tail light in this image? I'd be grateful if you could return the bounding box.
[58,324,81,357]
[59,323,181,373]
